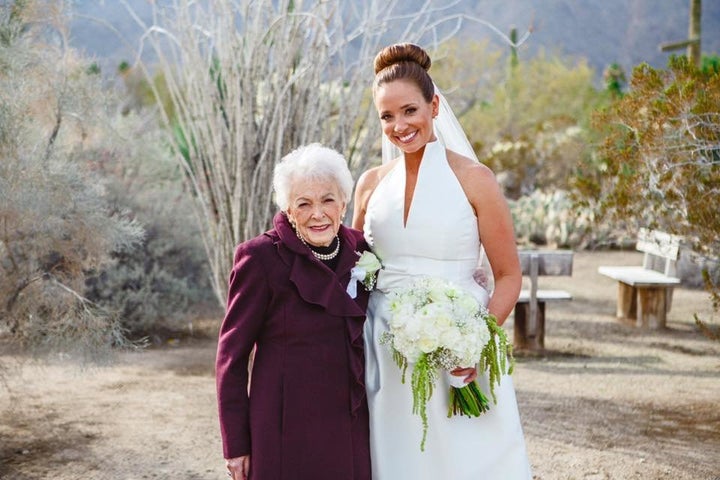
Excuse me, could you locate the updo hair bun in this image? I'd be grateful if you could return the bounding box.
[374,43,431,75]
[372,43,435,103]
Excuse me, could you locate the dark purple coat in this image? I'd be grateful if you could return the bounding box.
[216,212,371,480]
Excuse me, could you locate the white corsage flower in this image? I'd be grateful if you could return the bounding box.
[346,251,382,298]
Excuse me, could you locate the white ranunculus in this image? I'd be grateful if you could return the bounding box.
[401,315,423,338]
[389,311,411,329]
[395,337,422,362]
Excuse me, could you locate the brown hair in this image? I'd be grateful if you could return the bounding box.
[372,43,435,102]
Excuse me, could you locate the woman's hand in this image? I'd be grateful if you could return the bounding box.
[450,366,477,384]
[473,266,489,290]
[226,455,250,480]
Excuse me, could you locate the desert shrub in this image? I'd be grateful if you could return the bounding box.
[0,1,208,359]
[0,150,143,358]
[509,189,636,250]
[576,55,720,313]
[0,2,147,358]
[85,233,201,336]
[485,125,587,199]
[83,114,215,336]
[448,49,606,195]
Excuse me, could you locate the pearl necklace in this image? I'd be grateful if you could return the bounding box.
[296,231,340,261]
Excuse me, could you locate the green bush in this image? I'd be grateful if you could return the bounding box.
[510,189,627,249]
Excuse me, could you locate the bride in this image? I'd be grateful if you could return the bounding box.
[352,43,532,479]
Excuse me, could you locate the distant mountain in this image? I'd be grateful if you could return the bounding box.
[463,0,720,77]
[69,0,720,80]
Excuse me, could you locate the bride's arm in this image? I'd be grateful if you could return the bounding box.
[352,166,383,230]
[452,155,522,325]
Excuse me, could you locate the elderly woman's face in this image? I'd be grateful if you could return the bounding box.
[286,177,346,247]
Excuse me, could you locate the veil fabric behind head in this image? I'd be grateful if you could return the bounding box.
[381,85,479,164]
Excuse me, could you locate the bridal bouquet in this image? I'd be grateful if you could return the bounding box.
[381,277,514,450]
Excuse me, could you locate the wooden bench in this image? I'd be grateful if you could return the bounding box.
[513,250,574,351]
[598,229,681,329]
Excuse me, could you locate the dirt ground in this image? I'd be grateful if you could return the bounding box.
[1,251,719,480]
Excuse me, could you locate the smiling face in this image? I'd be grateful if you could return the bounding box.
[286,177,346,247]
[374,79,439,156]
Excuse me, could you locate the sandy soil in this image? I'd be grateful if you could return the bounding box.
[1,251,719,480]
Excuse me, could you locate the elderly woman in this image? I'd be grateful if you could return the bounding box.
[216,143,372,480]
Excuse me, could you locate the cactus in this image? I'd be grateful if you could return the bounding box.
[510,189,595,248]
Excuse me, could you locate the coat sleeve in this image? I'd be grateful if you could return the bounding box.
[215,240,271,459]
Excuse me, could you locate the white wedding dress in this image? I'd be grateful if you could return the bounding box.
[363,140,532,479]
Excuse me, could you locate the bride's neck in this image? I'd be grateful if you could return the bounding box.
[404,146,426,170]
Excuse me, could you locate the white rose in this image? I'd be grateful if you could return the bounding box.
[417,334,439,354]
[438,326,462,348]
[401,315,423,338]
[356,251,381,272]
[419,303,453,328]
[396,337,422,362]
[426,283,449,304]
[475,321,491,347]
[456,293,480,316]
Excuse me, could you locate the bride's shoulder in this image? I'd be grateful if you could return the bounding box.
[356,159,398,192]
[446,150,496,184]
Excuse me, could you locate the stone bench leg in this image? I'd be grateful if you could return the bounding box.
[636,287,667,329]
[616,282,637,319]
[513,302,545,351]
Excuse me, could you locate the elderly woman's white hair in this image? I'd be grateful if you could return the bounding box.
[273,143,354,211]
